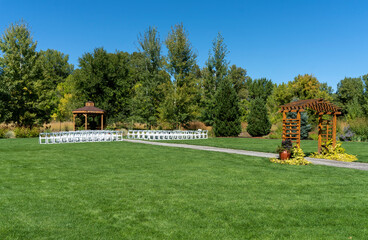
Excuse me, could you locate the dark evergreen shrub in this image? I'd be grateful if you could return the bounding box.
[213,78,241,137]
[246,97,271,137]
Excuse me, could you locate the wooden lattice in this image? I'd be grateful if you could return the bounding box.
[282,115,301,146]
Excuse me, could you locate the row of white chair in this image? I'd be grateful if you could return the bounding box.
[39,130,124,144]
[127,130,208,140]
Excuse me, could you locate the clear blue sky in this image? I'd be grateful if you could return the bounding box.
[1,0,367,91]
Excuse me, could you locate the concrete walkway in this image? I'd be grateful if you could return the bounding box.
[124,139,368,171]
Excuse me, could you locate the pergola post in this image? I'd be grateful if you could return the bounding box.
[318,114,322,154]
[332,113,337,147]
[296,111,301,147]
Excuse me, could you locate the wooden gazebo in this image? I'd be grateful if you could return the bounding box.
[279,99,341,153]
[72,101,105,131]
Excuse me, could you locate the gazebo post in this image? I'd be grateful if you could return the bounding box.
[84,114,88,130]
[332,113,337,147]
[101,114,104,130]
[73,114,76,131]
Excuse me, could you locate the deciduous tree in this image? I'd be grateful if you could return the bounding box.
[0,21,38,126]
[161,23,199,128]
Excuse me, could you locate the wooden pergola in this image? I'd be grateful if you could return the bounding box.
[279,99,341,153]
[72,101,105,131]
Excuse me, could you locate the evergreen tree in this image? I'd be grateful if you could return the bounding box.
[246,97,271,137]
[213,78,241,137]
[0,21,38,126]
[161,23,199,128]
[201,33,229,126]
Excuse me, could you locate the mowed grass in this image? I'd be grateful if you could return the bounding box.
[1,138,368,239]
[162,138,368,162]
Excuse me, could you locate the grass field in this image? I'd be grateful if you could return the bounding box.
[161,138,368,163]
[1,138,368,239]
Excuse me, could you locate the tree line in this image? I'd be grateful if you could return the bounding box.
[1,21,368,136]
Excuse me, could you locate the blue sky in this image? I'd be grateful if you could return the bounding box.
[1,0,367,91]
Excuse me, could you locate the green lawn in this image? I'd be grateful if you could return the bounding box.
[161,138,368,162]
[1,138,368,239]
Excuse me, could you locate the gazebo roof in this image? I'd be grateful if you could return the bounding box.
[280,99,341,113]
[72,101,105,114]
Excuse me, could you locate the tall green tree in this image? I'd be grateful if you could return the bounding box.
[0,21,38,126]
[336,77,364,115]
[363,74,368,116]
[34,49,74,123]
[228,65,249,122]
[228,65,248,99]
[74,48,132,122]
[291,74,332,100]
[160,23,199,128]
[0,66,11,122]
[213,77,241,137]
[201,33,229,126]
[130,26,169,128]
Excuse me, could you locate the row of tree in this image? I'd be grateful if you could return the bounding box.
[1,21,368,137]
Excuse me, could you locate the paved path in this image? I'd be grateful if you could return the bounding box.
[125,139,368,171]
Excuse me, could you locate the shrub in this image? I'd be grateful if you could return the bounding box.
[5,130,15,139]
[339,126,355,141]
[310,140,357,162]
[276,139,293,153]
[270,146,311,165]
[14,127,29,138]
[246,97,271,137]
[13,127,40,138]
[349,118,368,141]
[29,128,40,137]
[0,128,6,138]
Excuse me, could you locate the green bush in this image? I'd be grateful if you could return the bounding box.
[349,118,368,141]
[14,127,40,138]
[246,98,271,137]
[310,140,357,162]
[0,128,6,138]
